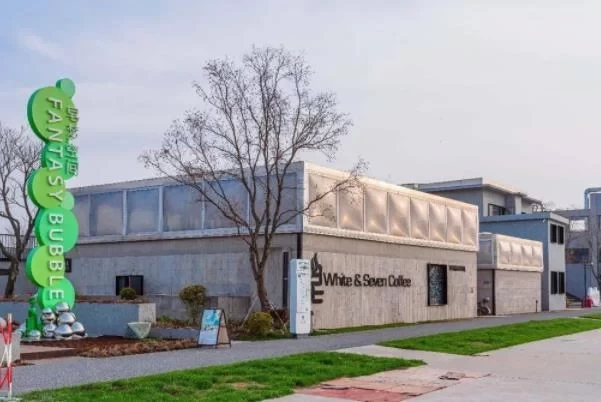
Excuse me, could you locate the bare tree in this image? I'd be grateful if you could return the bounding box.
[141,47,365,311]
[0,123,40,297]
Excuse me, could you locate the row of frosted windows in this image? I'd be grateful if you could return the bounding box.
[74,176,297,236]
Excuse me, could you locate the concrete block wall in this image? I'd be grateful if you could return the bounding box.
[303,234,478,329]
[495,270,542,314]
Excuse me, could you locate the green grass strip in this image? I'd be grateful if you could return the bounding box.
[581,313,601,320]
[23,352,423,402]
[380,318,601,356]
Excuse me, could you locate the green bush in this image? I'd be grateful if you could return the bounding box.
[119,287,137,300]
[245,312,274,336]
[179,285,206,325]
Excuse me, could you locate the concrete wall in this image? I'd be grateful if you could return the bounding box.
[483,189,509,216]
[548,228,567,311]
[65,235,298,321]
[303,234,477,329]
[494,270,541,315]
[0,302,155,337]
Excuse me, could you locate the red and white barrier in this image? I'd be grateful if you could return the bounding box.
[0,314,14,400]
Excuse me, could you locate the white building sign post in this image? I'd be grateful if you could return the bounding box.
[289,259,312,337]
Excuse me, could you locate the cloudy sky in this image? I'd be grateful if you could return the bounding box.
[1,1,599,208]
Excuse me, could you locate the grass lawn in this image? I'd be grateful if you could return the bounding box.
[581,313,601,320]
[23,352,423,402]
[380,318,601,356]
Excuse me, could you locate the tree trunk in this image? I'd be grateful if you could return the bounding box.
[4,261,18,298]
[255,270,271,312]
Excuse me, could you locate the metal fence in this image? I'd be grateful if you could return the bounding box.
[0,234,36,260]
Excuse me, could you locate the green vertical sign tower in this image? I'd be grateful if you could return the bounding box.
[25,79,79,335]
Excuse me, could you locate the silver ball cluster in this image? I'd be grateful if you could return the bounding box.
[41,302,86,340]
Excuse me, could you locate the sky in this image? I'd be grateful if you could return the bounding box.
[1,1,600,209]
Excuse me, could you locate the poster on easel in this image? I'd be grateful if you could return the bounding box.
[198,308,231,348]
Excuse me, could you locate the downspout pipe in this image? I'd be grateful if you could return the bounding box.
[584,187,601,209]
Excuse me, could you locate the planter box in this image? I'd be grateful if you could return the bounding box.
[0,302,156,337]
[73,303,156,336]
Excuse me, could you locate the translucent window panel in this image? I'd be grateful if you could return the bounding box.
[533,244,543,266]
[462,210,478,246]
[429,202,446,242]
[477,239,493,265]
[446,206,462,244]
[127,188,159,234]
[307,174,337,228]
[73,194,90,237]
[410,198,429,240]
[90,192,123,236]
[339,186,364,231]
[511,242,522,265]
[253,174,298,226]
[389,193,410,237]
[499,240,511,264]
[522,245,533,266]
[205,180,248,229]
[163,185,202,231]
[365,188,387,234]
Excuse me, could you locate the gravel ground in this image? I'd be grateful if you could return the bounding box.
[13,307,600,394]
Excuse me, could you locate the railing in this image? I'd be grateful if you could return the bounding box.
[0,234,36,260]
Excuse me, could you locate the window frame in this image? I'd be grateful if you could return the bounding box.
[427,264,448,306]
[558,272,565,294]
[550,224,558,243]
[488,203,507,216]
[557,225,565,245]
[116,275,144,296]
[551,271,558,294]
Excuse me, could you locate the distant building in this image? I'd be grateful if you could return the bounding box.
[556,189,601,303]
[405,178,568,311]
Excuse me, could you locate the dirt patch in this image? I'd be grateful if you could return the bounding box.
[230,382,263,390]
[33,336,198,358]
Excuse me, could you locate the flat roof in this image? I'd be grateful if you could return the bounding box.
[481,211,569,225]
[404,177,542,204]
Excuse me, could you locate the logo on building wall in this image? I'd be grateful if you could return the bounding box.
[310,252,412,305]
[311,253,324,304]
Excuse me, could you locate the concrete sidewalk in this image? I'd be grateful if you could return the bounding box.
[13,307,600,394]
[271,327,601,401]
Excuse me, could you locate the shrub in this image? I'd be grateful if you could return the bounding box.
[119,287,137,300]
[245,312,274,336]
[179,285,206,325]
[270,309,289,328]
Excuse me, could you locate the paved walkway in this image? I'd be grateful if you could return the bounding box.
[13,308,600,394]
[273,328,601,401]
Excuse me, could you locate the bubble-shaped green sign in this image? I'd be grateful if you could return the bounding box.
[38,277,75,310]
[41,142,79,180]
[27,167,66,209]
[27,85,77,143]
[24,78,80,332]
[25,245,66,288]
[35,207,79,253]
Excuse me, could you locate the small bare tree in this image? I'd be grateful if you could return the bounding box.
[0,123,40,297]
[141,47,365,311]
